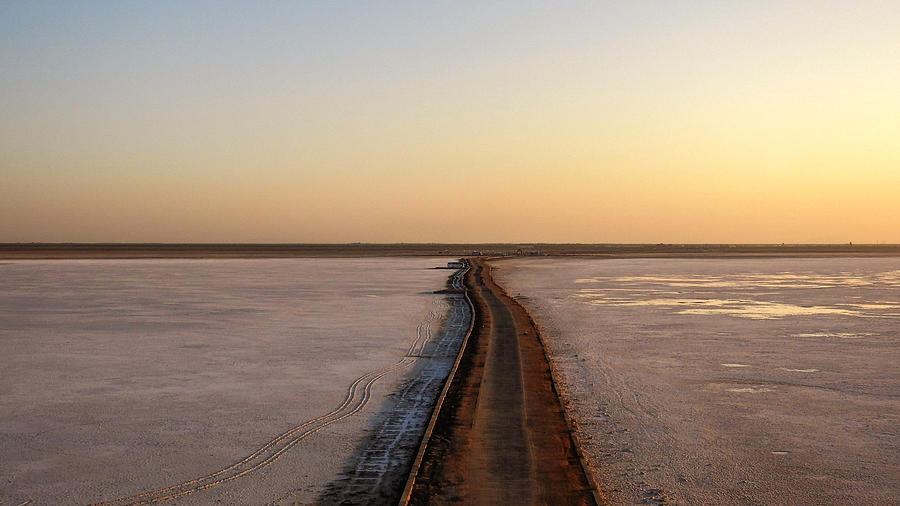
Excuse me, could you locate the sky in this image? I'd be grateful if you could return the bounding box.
[2,1,898,243]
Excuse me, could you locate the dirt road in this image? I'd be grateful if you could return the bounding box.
[408,258,600,505]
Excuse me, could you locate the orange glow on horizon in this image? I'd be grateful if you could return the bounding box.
[2,3,898,243]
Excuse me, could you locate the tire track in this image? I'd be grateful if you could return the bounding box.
[324,264,472,504]
[92,356,414,505]
[91,292,454,505]
[406,300,443,357]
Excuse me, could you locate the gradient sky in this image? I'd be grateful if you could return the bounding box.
[2,1,898,243]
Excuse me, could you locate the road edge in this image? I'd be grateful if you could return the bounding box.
[397,260,476,505]
[485,258,608,505]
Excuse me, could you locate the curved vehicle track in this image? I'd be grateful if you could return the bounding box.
[91,273,458,506]
[92,359,413,505]
[321,264,473,504]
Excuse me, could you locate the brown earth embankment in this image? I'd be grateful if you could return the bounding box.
[408,258,600,505]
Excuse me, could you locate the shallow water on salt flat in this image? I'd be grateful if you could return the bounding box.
[496,257,900,506]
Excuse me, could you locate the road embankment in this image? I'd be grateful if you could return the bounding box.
[407,258,601,505]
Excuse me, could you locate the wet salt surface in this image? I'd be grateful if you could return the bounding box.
[0,258,449,505]
[496,257,900,505]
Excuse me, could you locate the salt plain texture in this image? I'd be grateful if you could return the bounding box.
[495,257,900,505]
[0,258,451,504]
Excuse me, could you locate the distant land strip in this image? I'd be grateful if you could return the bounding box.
[3,243,900,259]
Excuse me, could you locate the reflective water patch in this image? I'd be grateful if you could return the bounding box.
[576,294,866,319]
[791,332,873,339]
[726,386,775,393]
